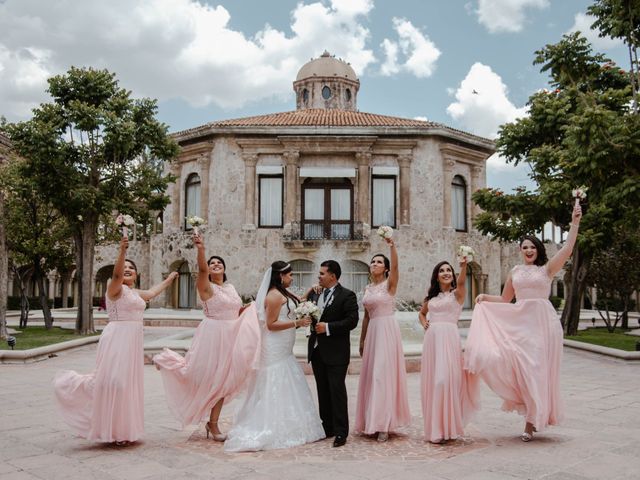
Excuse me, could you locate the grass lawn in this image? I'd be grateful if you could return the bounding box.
[4,326,99,350]
[566,327,639,352]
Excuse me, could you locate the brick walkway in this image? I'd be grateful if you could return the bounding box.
[1,328,639,479]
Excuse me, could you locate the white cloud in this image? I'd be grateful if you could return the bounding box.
[568,12,623,50]
[0,0,376,121]
[380,18,441,78]
[446,62,526,139]
[474,0,549,33]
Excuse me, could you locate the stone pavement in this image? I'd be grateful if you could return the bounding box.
[1,328,639,480]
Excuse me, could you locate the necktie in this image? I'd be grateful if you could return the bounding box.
[323,288,330,302]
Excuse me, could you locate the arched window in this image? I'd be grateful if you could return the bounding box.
[178,261,196,308]
[290,259,315,295]
[345,88,351,101]
[451,175,467,231]
[155,211,163,234]
[94,265,114,299]
[184,173,201,230]
[341,260,369,298]
[322,86,331,99]
[302,88,309,104]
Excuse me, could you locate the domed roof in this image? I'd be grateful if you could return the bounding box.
[296,51,358,82]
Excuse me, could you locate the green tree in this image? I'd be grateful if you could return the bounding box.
[473,32,640,335]
[0,158,74,329]
[3,67,179,333]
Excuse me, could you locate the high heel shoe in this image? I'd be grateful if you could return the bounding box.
[205,422,227,442]
[521,432,533,442]
[377,432,389,443]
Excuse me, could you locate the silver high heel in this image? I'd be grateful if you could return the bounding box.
[205,422,227,442]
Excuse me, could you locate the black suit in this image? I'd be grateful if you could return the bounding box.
[308,283,359,438]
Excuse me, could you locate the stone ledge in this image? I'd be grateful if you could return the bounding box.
[563,339,640,361]
[0,335,100,364]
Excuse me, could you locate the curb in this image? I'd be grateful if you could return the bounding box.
[0,335,100,364]
[563,339,640,361]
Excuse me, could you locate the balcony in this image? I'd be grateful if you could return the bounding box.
[282,221,371,253]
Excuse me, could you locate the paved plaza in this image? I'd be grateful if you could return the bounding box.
[1,326,639,480]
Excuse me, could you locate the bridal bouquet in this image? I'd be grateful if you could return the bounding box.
[572,186,587,204]
[457,245,476,263]
[186,215,206,235]
[115,213,135,237]
[377,225,393,239]
[294,300,321,337]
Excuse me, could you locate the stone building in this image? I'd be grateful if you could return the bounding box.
[92,52,502,308]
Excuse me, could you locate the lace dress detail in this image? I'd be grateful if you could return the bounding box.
[53,285,146,442]
[421,291,479,442]
[153,283,260,427]
[354,280,410,434]
[225,299,325,452]
[465,264,563,431]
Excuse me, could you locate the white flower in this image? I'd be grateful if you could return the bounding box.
[377,225,393,239]
[186,215,206,227]
[294,301,320,320]
[572,186,588,200]
[457,245,476,262]
[77,215,83,221]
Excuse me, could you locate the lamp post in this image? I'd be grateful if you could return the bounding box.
[7,336,16,350]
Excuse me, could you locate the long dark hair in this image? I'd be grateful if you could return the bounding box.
[207,255,228,282]
[269,260,299,315]
[426,261,457,301]
[370,253,390,278]
[519,235,548,266]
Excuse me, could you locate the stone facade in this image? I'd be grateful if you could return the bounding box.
[94,54,505,308]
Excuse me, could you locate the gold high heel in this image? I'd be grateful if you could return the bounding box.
[205,421,227,442]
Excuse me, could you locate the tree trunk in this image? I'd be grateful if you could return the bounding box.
[34,260,54,329]
[561,246,590,336]
[12,265,30,329]
[75,220,96,334]
[0,190,7,340]
[621,296,629,329]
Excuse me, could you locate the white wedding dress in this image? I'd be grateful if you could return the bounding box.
[224,299,325,452]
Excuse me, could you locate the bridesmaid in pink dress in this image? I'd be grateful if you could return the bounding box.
[465,202,582,441]
[153,233,260,441]
[355,237,410,442]
[53,237,178,445]
[419,258,479,443]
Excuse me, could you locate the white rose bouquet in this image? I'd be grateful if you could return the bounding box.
[186,215,206,235]
[115,213,135,237]
[457,245,476,263]
[377,225,393,239]
[294,300,321,337]
[572,186,587,205]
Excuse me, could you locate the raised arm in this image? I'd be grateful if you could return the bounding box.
[476,272,515,304]
[106,237,128,301]
[418,299,429,329]
[137,272,179,302]
[546,202,582,277]
[454,257,468,306]
[386,238,399,295]
[194,232,213,301]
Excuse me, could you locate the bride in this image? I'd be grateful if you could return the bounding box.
[224,261,326,451]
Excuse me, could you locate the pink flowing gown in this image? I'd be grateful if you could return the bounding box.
[153,283,260,427]
[354,280,411,435]
[53,285,145,443]
[464,265,564,431]
[421,291,479,442]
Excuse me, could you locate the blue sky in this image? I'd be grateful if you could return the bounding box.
[0,0,630,191]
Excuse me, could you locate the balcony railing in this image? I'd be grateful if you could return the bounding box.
[283,222,371,252]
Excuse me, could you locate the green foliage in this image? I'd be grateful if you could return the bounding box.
[7,326,99,350]
[566,327,638,351]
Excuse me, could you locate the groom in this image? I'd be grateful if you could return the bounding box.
[307,260,359,447]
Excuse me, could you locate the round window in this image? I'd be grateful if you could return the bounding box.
[322,86,331,99]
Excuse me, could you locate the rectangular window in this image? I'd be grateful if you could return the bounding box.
[372,176,396,227]
[451,182,467,231]
[302,183,353,240]
[259,175,283,227]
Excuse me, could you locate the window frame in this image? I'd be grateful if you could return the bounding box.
[451,174,468,232]
[184,173,201,230]
[371,174,397,228]
[301,181,353,240]
[258,173,284,228]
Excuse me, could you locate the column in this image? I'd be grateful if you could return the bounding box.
[398,154,412,225]
[47,273,57,301]
[197,154,211,224]
[355,151,371,225]
[242,153,258,227]
[470,165,483,220]
[442,158,456,228]
[170,162,182,229]
[283,150,299,225]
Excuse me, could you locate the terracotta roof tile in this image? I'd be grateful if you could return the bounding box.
[209,109,437,127]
